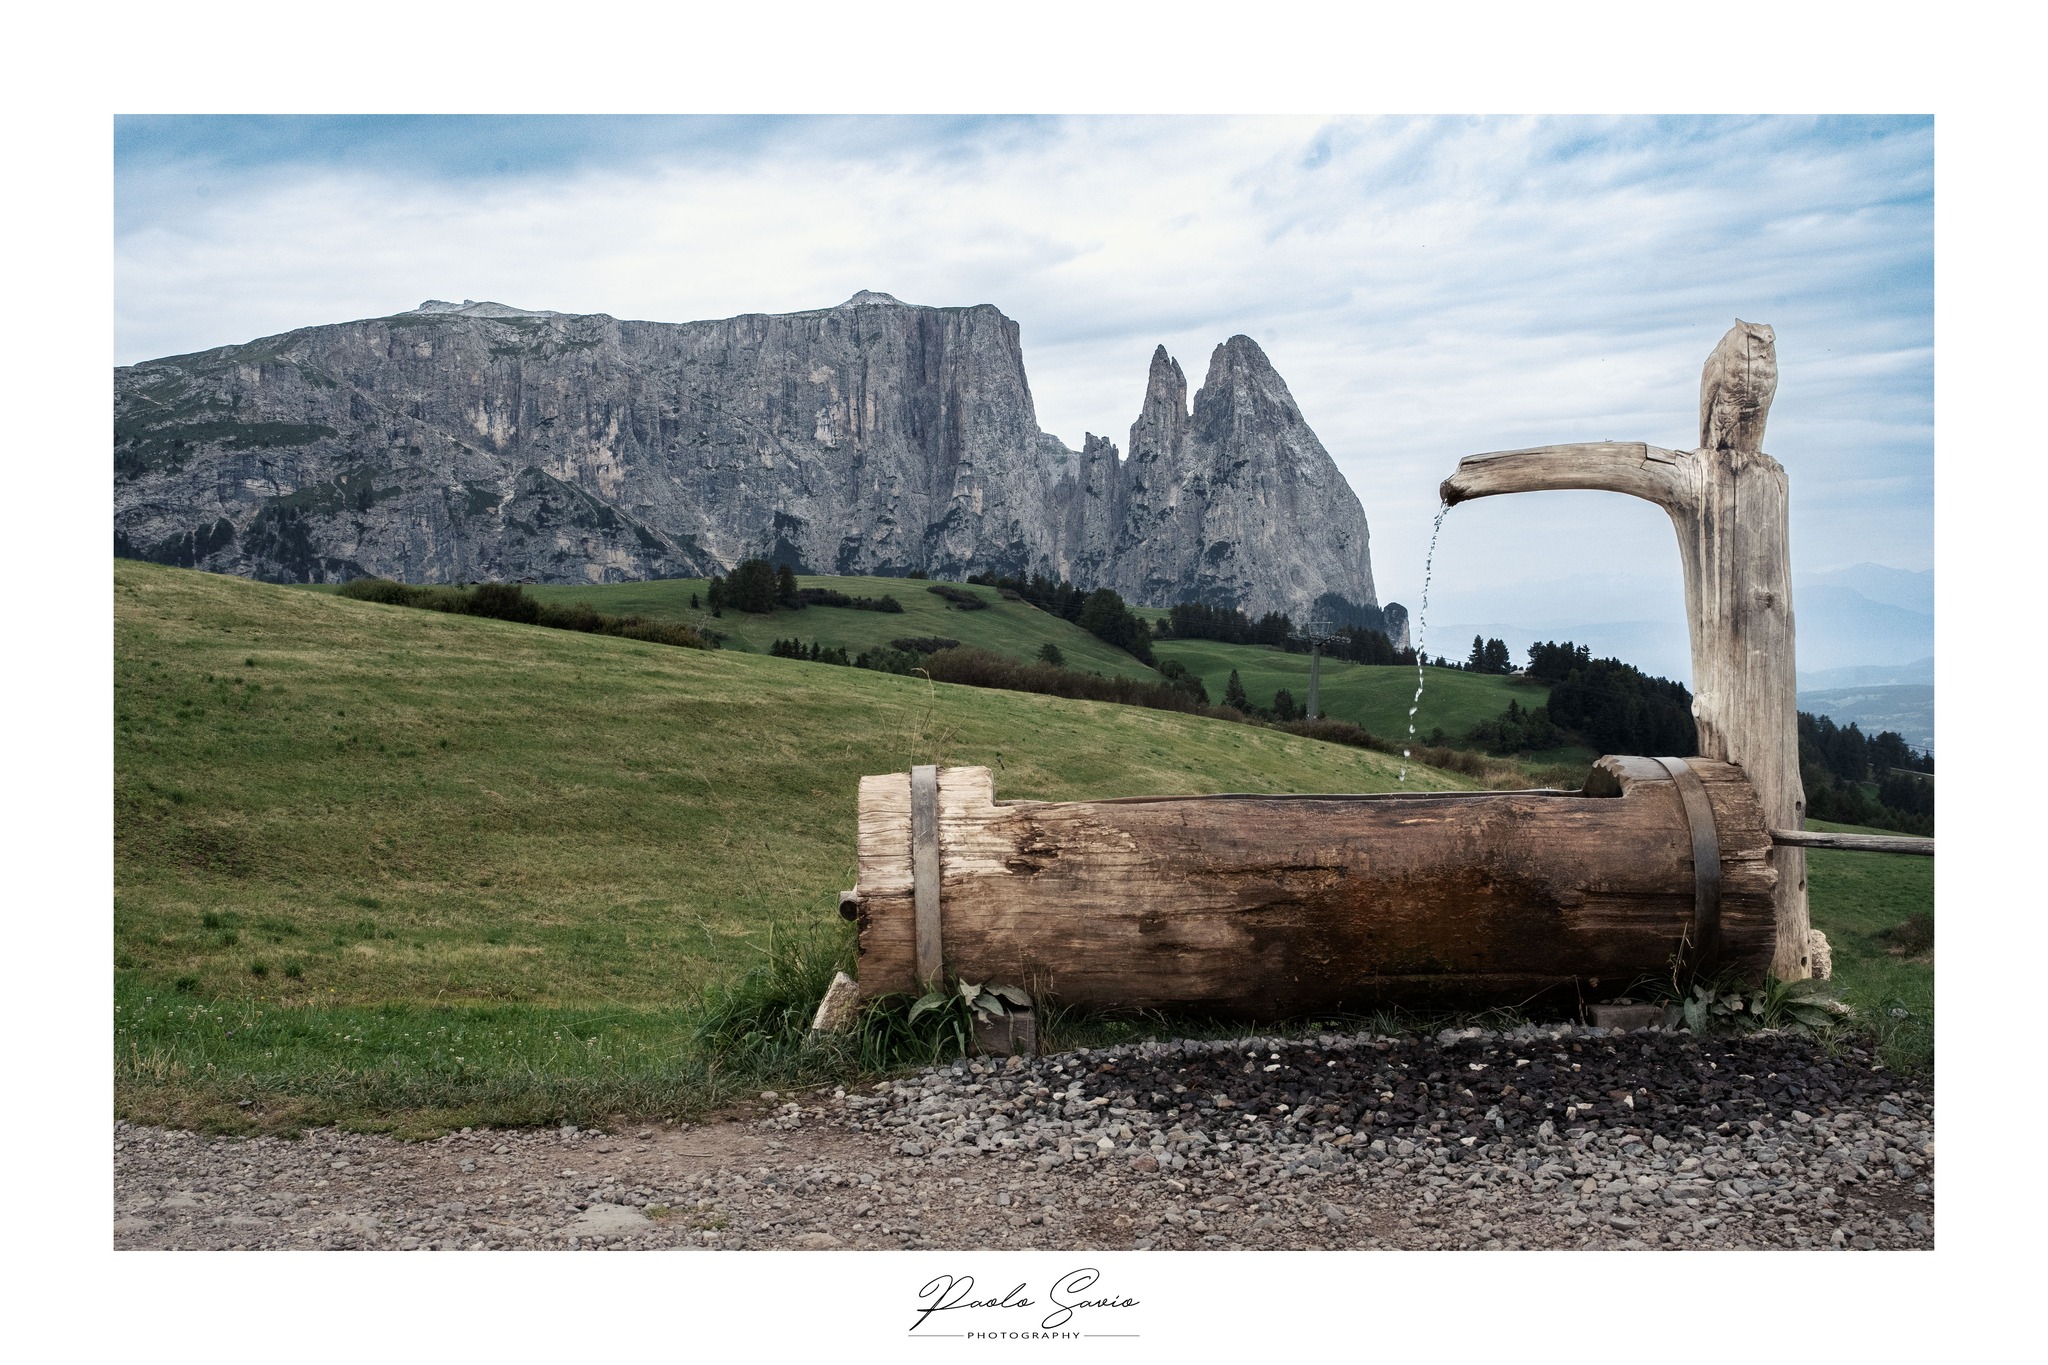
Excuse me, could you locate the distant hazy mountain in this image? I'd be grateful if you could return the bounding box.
[1797,657,1934,689]
[1800,563,1933,615]
[1794,564,1933,675]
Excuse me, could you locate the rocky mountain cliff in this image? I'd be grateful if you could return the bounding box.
[114,292,1380,620]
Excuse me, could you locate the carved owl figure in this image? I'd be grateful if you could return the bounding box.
[1698,319,1778,451]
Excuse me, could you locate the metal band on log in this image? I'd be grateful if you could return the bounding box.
[1652,756,1722,967]
[910,764,942,989]
[853,756,1776,1014]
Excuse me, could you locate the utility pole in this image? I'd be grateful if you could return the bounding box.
[1298,618,1337,720]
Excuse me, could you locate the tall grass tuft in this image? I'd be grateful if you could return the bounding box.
[692,917,851,1070]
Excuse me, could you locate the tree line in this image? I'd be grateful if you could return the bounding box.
[1455,640,1693,757]
[966,571,1157,664]
[1799,711,1934,835]
[706,559,902,615]
[1153,602,1409,666]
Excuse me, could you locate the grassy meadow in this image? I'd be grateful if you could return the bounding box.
[117,561,1472,1132]
[115,562,1931,1133]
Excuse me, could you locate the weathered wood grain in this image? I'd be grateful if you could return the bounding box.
[852,760,1775,1013]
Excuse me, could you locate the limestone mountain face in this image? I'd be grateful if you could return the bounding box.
[1093,337,1377,623]
[113,293,1378,619]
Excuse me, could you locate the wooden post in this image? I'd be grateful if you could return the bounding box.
[1440,323,1813,978]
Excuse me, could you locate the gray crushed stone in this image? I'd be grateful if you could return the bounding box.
[114,1024,1931,1251]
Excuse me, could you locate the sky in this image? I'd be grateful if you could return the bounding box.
[113,114,1934,677]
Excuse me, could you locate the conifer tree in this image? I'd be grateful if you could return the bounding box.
[1224,669,1249,711]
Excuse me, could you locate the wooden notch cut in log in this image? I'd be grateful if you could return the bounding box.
[852,758,1776,1015]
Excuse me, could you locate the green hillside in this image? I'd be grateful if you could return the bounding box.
[117,563,1475,1129]
[516,574,1161,679]
[1152,637,1593,764]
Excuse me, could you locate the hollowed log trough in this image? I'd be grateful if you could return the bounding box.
[849,756,1775,1015]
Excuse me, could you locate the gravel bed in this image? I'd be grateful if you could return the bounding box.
[114,1025,1932,1251]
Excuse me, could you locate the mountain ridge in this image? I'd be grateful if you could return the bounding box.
[113,292,1383,623]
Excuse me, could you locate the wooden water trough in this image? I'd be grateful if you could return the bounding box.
[846,756,1777,1014]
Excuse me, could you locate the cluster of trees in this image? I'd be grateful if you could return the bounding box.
[1076,588,1154,664]
[1442,638,1696,757]
[963,572,1156,664]
[769,638,851,665]
[1155,658,1210,705]
[707,559,798,614]
[1525,640,1593,682]
[707,559,904,615]
[921,647,1218,717]
[1218,669,1305,721]
[1802,710,1932,781]
[1464,636,1515,674]
[926,584,989,611]
[1157,602,1408,666]
[1320,625,1408,666]
[336,579,711,651]
[1545,655,1697,756]
[796,586,901,612]
[1799,711,1934,834]
[1465,697,1562,754]
[1158,602,1295,648]
[967,571,1094,621]
[762,636,937,677]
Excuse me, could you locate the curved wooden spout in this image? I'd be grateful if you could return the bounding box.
[1435,338,1812,980]
[1440,441,1692,511]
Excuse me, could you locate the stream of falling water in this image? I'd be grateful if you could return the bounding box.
[1399,503,1452,784]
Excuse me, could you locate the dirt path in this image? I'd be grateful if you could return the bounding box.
[114,1028,1934,1252]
